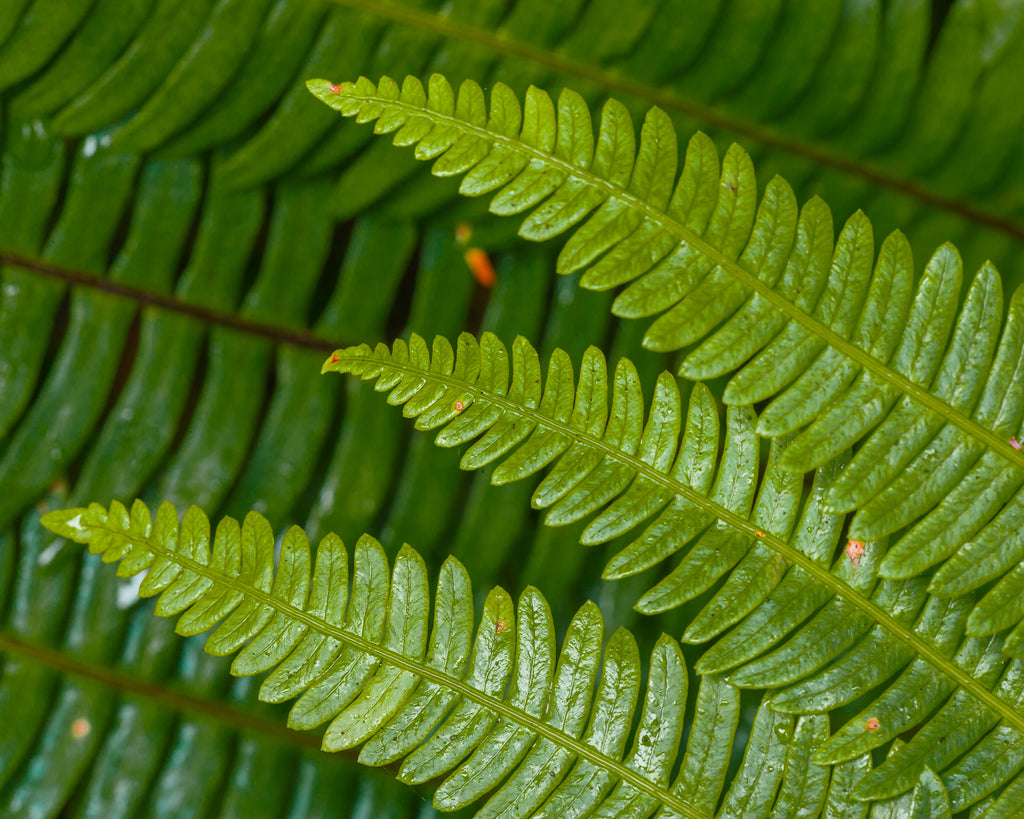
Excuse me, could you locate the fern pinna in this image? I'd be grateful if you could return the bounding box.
[44,498,834,819]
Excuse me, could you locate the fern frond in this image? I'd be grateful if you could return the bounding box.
[45,498,806,819]
[307,73,1024,481]
[320,331,1024,755]
[324,331,803,613]
[42,498,1022,814]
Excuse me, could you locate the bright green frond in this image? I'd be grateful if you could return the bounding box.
[43,497,839,819]
[47,496,1020,814]
[322,331,821,614]
[307,73,1024,483]
[320,330,1024,771]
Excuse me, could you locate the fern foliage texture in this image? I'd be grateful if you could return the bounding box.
[304,68,1024,812]
[322,329,1024,804]
[308,73,1024,489]
[43,494,1024,815]
[311,71,1024,653]
[38,498,851,819]
[7,1,1024,817]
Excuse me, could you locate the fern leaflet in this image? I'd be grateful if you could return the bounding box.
[42,498,726,818]
[306,72,1024,493]
[322,330,1024,749]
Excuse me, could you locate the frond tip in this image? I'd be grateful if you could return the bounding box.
[41,499,716,818]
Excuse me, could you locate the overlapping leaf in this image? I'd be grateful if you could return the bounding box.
[311,74,1024,654]
[42,498,840,819]
[322,329,1024,804]
[307,73,1024,482]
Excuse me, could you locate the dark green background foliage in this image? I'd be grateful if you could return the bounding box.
[2,1,1024,817]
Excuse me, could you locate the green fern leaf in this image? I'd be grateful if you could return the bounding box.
[942,715,1024,812]
[770,714,831,819]
[321,329,1024,789]
[310,72,1024,669]
[735,596,1024,810]
[823,753,873,819]
[967,770,1024,819]
[306,73,1024,486]
[873,764,952,819]
[323,331,821,616]
[849,633,1011,802]
[44,498,780,819]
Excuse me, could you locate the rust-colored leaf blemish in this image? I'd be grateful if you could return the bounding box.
[465,248,496,288]
[846,539,865,568]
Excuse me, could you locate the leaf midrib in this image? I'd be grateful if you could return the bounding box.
[0,250,344,353]
[96,522,706,819]
[0,629,325,754]
[340,347,1024,736]
[326,81,1024,473]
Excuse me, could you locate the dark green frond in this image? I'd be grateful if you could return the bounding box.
[7,0,1024,287]
[308,73,1024,482]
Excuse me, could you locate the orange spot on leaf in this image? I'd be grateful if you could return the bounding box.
[453,400,464,412]
[865,717,880,731]
[465,248,496,288]
[755,530,765,538]
[71,718,91,739]
[329,83,342,94]
[846,539,865,568]
[496,619,506,633]
[1011,437,1022,451]
[329,353,341,364]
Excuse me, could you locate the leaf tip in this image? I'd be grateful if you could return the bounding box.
[40,507,89,542]
[306,78,361,112]
[321,351,343,374]
[305,78,337,100]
